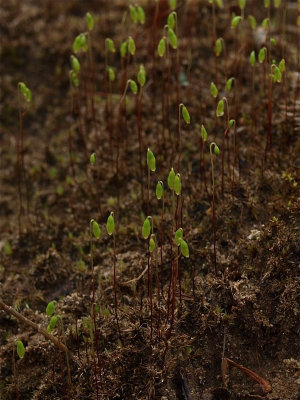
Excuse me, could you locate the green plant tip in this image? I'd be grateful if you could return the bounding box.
[231,16,242,28]
[73,33,88,53]
[138,65,146,87]
[180,240,189,258]
[17,340,25,359]
[215,38,222,57]
[181,104,190,124]
[226,77,234,92]
[238,0,246,9]
[216,99,224,117]
[120,41,128,57]
[129,79,138,95]
[248,15,257,29]
[147,148,156,172]
[169,0,177,10]
[210,82,218,98]
[71,55,80,73]
[90,153,96,165]
[279,59,285,73]
[46,301,55,316]
[228,119,235,128]
[106,38,115,53]
[156,181,163,200]
[258,47,266,63]
[128,36,136,55]
[18,82,32,102]
[158,37,166,57]
[106,212,115,236]
[201,124,208,141]
[262,18,269,29]
[108,67,115,82]
[47,315,58,332]
[86,12,94,31]
[270,38,276,46]
[168,28,178,49]
[168,168,176,190]
[129,5,138,24]
[91,219,101,239]
[70,70,79,87]
[168,12,176,30]
[174,174,181,195]
[175,228,183,246]
[149,235,156,252]
[250,51,256,66]
[214,143,220,155]
[137,6,145,24]
[142,217,151,239]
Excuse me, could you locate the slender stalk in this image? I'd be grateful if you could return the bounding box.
[210,143,218,275]
[113,233,122,343]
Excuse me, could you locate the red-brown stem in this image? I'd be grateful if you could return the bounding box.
[221,98,229,198]
[160,195,165,299]
[113,234,122,343]
[87,32,98,144]
[137,89,144,202]
[149,251,153,340]
[210,143,217,275]
[76,91,88,161]
[75,317,81,362]
[68,88,75,179]
[265,73,273,162]
[201,138,209,198]
[154,238,161,341]
[13,346,20,400]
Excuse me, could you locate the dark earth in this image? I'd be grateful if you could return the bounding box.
[0,1,299,399]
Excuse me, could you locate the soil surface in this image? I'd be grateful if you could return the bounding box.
[0,1,299,399]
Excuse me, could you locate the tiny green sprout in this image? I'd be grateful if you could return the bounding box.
[270,38,276,46]
[129,5,138,24]
[169,0,177,10]
[226,77,234,92]
[213,143,220,155]
[175,228,183,246]
[137,65,146,87]
[258,47,267,63]
[90,152,96,165]
[47,315,58,332]
[149,234,156,252]
[228,119,235,128]
[168,168,176,190]
[231,16,242,29]
[137,6,145,24]
[262,18,269,29]
[181,104,190,124]
[18,82,32,102]
[46,301,55,316]
[120,41,128,58]
[86,12,94,31]
[129,79,138,95]
[147,148,156,172]
[238,0,246,10]
[128,36,136,55]
[180,240,189,258]
[174,173,181,195]
[272,65,282,83]
[106,212,115,236]
[201,124,208,141]
[91,219,101,239]
[73,33,88,53]
[216,99,224,117]
[215,38,222,57]
[250,50,256,66]
[274,0,281,9]
[70,70,79,87]
[4,240,12,256]
[248,15,257,29]
[108,67,115,82]
[142,217,151,239]
[156,181,163,200]
[168,12,176,30]
[17,340,25,359]
[279,59,285,73]
[168,28,178,49]
[264,0,270,7]
[210,82,218,98]
[106,38,116,53]
[71,55,80,73]
[158,37,166,57]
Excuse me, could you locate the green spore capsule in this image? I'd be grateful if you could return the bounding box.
[168,12,176,29]
[46,301,55,316]
[168,168,176,190]
[250,51,256,66]
[129,5,138,24]
[228,119,235,128]
[142,217,151,239]
[169,0,177,10]
[214,143,220,155]
[262,18,269,29]
[231,16,242,28]
[180,240,189,258]
[274,0,281,7]
[106,212,115,236]
[70,70,79,87]
[128,36,136,55]
[108,67,115,82]
[210,82,218,98]
[158,38,166,57]
[248,15,257,29]
[149,235,156,252]
[19,82,31,102]
[238,0,246,9]
[90,153,96,165]
[138,65,146,87]
[106,38,116,53]
[215,38,222,56]
[216,99,224,117]
[174,174,181,195]
[71,55,80,73]
[226,77,234,92]
[201,124,208,141]
[272,66,282,83]
[129,79,138,95]
[86,12,94,31]
[264,0,270,7]
[175,228,183,246]
[168,28,178,49]
[17,341,25,359]
[181,104,190,124]
[92,219,101,239]
[137,6,145,24]
[47,315,58,332]
[156,181,163,200]
[147,148,156,172]
[258,47,266,63]
[120,41,128,58]
[270,38,276,46]
[279,59,285,73]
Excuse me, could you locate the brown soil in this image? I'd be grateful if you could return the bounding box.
[0,1,299,399]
